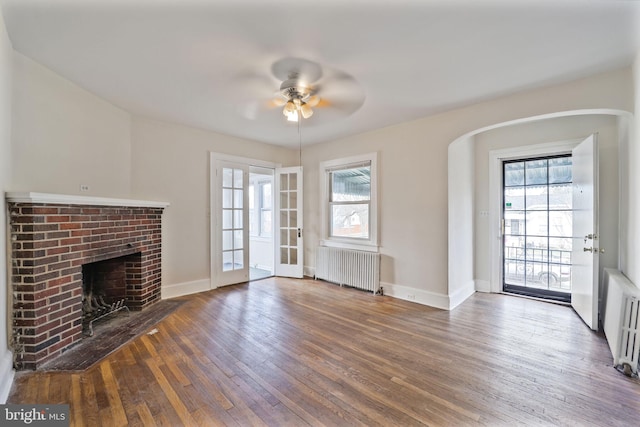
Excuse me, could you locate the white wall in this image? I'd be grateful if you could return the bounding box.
[622,53,640,285]
[0,6,13,403]
[11,53,132,197]
[474,115,620,293]
[303,67,633,310]
[130,117,295,297]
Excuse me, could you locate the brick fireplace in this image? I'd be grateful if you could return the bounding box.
[6,192,169,370]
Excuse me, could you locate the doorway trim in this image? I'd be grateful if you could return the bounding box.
[209,152,281,290]
[488,139,582,294]
[447,108,632,309]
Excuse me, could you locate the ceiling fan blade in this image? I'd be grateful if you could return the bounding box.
[313,71,365,116]
[271,57,323,84]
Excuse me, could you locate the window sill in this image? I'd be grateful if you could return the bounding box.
[320,239,379,253]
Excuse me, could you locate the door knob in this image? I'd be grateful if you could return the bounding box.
[584,247,604,253]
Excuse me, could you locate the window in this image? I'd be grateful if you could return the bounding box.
[249,180,272,238]
[259,182,272,237]
[320,153,378,250]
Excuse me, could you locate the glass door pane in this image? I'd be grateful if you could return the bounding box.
[503,155,573,302]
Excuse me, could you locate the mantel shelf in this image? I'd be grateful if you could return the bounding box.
[5,191,170,209]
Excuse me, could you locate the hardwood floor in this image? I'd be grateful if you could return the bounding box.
[8,277,640,426]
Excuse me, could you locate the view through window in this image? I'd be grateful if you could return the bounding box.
[503,155,573,302]
[329,162,371,239]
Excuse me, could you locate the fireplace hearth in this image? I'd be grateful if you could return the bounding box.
[7,192,169,370]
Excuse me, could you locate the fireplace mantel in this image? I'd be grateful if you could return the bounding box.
[6,192,170,209]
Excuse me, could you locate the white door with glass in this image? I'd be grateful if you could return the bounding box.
[571,134,599,330]
[216,161,249,286]
[275,167,303,278]
[502,155,574,302]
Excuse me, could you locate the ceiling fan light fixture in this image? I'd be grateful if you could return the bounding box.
[286,109,299,122]
[283,100,296,115]
[300,103,313,119]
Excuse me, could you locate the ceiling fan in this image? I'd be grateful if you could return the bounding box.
[237,57,365,124]
[273,73,321,122]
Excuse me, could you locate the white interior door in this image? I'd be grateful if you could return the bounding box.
[571,134,599,330]
[275,166,303,278]
[216,161,249,286]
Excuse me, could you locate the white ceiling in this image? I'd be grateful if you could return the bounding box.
[2,0,639,148]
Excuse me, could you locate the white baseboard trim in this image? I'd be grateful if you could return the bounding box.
[381,282,450,310]
[475,279,491,293]
[0,350,14,403]
[449,281,476,310]
[161,278,212,299]
[304,266,315,278]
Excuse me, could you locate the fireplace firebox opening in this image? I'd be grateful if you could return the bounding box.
[81,254,140,336]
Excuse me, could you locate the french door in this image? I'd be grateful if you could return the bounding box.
[212,154,304,286]
[216,161,249,286]
[275,167,304,278]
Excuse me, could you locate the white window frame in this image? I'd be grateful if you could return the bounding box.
[320,152,378,252]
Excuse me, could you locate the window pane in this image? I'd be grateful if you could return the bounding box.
[549,238,572,261]
[222,210,232,230]
[223,189,232,209]
[234,189,243,209]
[504,162,524,187]
[262,183,272,208]
[289,190,297,208]
[233,169,243,188]
[222,168,233,188]
[222,230,232,250]
[549,211,572,237]
[289,210,297,228]
[234,230,243,249]
[549,184,572,210]
[525,159,547,185]
[289,173,297,189]
[525,185,547,210]
[331,204,369,238]
[261,210,272,237]
[331,166,371,202]
[526,211,548,237]
[504,210,525,236]
[234,209,242,228]
[222,251,233,271]
[504,187,524,210]
[280,174,288,191]
[234,250,244,269]
[504,235,524,256]
[549,157,572,184]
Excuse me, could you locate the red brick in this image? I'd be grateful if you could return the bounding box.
[46,215,71,223]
